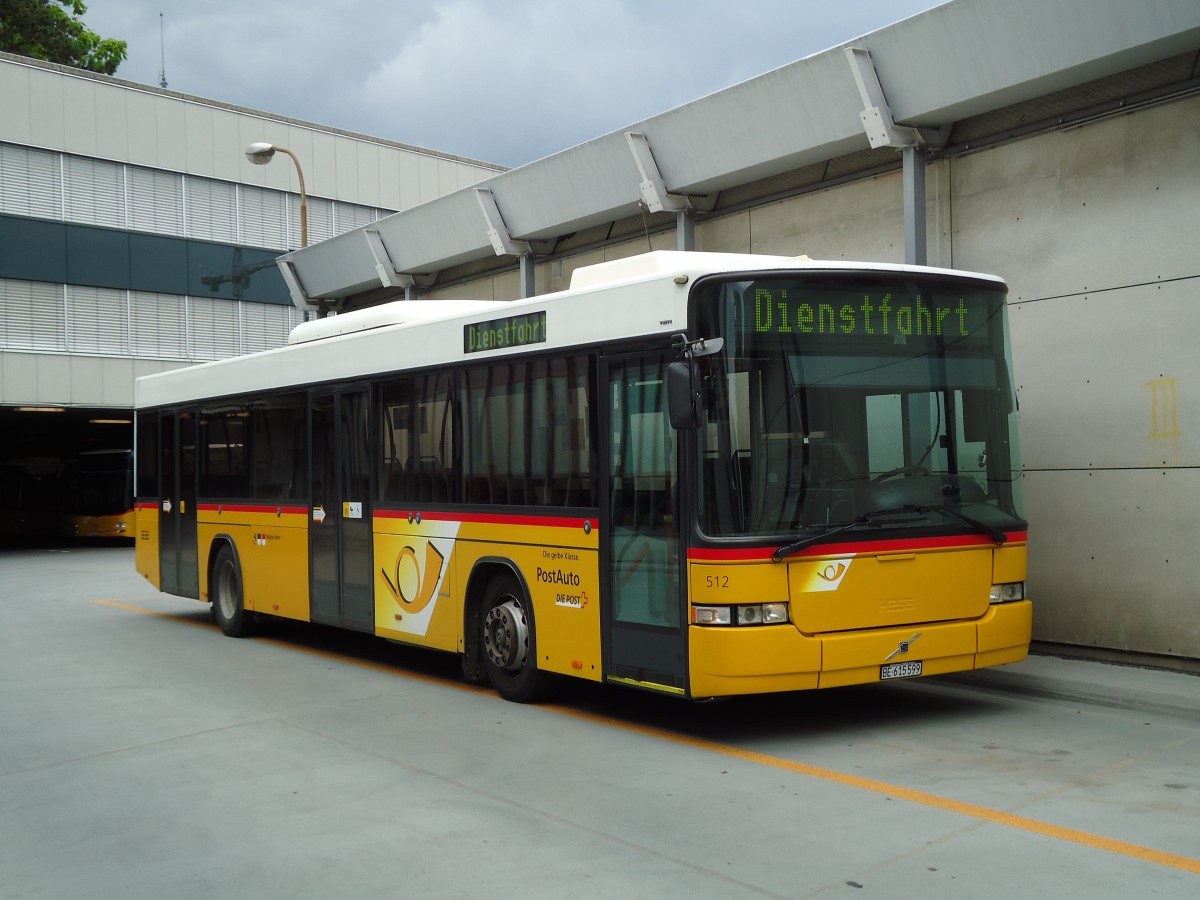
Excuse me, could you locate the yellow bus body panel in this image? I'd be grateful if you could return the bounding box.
[689,625,822,696]
[690,601,1031,697]
[134,503,159,588]
[688,539,1030,698]
[373,516,463,653]
[976,599,1033,667]
[690,562,789,605]
[992,541,1027,584]
[373,513,603,682]
[196,506,310,622]
[788,546,992,634]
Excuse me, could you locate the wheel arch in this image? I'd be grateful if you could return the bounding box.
[462,557,532,680]
[206,533,241,602]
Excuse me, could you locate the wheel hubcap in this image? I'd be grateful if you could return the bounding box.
[216,562,237,620]
[483,598,528,672]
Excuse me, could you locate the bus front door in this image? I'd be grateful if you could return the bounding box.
[309,387,373,632]
[158,409,199,598]
[603,356,687,696]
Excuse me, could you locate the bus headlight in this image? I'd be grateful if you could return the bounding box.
[692,602,790,626]
[989,582,1025,604]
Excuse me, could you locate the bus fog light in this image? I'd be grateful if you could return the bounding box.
[762,602,789,624]
[693,605,731,625]
[736,605,760,625]
[726,603,790,625]
[989,581,1025,603]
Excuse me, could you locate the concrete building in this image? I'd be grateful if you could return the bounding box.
[0,51,503,531]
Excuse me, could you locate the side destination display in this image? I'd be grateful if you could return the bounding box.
[464,310,547,353]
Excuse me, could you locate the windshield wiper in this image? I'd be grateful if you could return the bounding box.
[912,504,1009,545]
[770,504,1010,562]
[771,507,924,562]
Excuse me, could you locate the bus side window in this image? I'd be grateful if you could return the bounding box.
[199,403,249,498]
[380,374,455,504]
[250,393,306,501]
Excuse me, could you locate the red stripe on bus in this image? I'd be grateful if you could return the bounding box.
[689,531,1028,561]
[197,503,308,515]
[374,509,594,530]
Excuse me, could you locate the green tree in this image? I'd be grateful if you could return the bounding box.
[0,0,127,75]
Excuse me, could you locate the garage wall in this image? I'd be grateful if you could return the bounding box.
[951,93,1200,659]
[425,91,1200,661]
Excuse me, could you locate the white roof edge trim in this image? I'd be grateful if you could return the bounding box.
[135,251,1009,410]
[569,250,1005,290]
[568,251,802,289]
[288,299,511,344]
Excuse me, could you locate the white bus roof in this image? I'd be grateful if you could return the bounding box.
[135,251,1004,409]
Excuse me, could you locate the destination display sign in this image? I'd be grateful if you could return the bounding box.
[464,310,547,354]
[750,287,984,340]
[701,279,1006,356]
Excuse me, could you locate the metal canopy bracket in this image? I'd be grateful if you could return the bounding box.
[624,132,715,216]
[277,260,311,312]
[363,228,415,291]
[475,188,531,257]
[846,46,939,265]
[845,47,923,149]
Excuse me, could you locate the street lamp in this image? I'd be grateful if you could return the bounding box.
[245,142,308,248]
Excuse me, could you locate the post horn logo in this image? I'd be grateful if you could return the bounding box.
[381,542,445,614]
[816,562,846,582]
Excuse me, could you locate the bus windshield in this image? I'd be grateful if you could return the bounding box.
[692,273,1025,541]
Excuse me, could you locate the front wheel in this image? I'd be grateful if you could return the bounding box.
[211,544,254,637]
[479,573,554,703]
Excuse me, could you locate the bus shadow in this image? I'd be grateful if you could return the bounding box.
[252,617,471,684]
[556,677,1002,746]
[243,618,1004,744]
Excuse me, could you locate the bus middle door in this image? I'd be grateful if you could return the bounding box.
[158,408,199,598]
[309,387,373,632]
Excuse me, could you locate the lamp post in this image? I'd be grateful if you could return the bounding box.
[245,142,308,248]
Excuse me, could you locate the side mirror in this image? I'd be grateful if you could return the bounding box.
[667,360,700,430]
[666,336,723,431]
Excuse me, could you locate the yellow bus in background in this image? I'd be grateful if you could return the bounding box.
[63,449,135,540]
[134,251,1030,702]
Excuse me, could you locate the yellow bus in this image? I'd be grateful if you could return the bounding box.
[63,449,135,539]
[134,251,1030,702]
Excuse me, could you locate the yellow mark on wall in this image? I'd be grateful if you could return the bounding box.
[1144,377,1181,438]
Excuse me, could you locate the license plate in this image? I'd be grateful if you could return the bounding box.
[880,660,923,680]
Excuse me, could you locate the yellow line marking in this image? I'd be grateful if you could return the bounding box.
[94,598,211,627]
[97,597,1200,875]
[548,705,1200,875]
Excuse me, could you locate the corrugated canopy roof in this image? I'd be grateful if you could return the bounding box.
[280,0,1200,309]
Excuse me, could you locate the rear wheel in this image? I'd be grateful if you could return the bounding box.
[211,544,253,637]
[480,573,553,702]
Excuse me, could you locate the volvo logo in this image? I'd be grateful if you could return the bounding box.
[883,632,922,662]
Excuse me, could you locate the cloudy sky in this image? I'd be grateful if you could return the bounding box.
[82,0,945,168]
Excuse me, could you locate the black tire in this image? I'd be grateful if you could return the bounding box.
[211,544,254,637]
[479,572,554,703]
